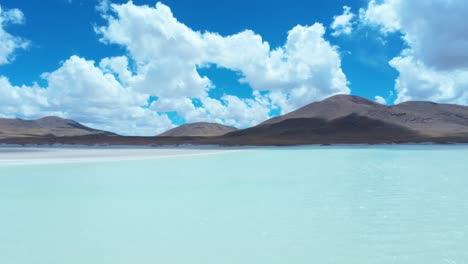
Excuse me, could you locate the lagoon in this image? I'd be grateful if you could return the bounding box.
[0,146,467,264]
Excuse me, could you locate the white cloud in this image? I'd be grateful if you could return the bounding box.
[1,56,173,136]
[99,56,133,85]
[201,92,271,127]
[360,0,468,105]
[361,0,468,70]
[390,56,468,105]
[0,76,47,118]
[96,0,111,13]
[97,1,350,117]
[359,0,400,33]
[374,95,387,105]
[0,5,172,136]
[236,24,349,113]
[0,4,29,65]
[331,6,355,37]
[1,1,351,136]
[150,93,270,128]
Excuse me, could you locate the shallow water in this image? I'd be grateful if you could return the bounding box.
[0,146,467,264]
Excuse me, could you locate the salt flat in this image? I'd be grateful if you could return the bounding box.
[0,146,232,165]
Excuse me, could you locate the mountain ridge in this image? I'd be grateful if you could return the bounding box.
[258,94,468,136]
[0,116,113,139]
[158,122,237,137]
[2,94,468,145]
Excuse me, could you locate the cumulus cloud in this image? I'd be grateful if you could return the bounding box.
[390,56,468,105]
[201,92,271,127]
[0,56,173,135]
[359,0,400,33]
[0,77,47,118]
[0,4,29,65]
[43,56,173,135]
[374,96,387,105]
[99,56,133,85]
[360,0,468,105]
[331,6,355,37]
[1,1,350,136]
[96,1,349,116]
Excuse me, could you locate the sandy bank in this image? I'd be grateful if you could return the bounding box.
[0,147,235,165]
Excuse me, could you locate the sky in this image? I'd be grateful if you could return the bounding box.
[0,0,467,135]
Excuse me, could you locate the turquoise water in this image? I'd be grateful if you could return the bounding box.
[1,146,468,264]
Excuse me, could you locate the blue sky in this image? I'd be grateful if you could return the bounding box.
[0,0,467,135]
[1,0,402,98]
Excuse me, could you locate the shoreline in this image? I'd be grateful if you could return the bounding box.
[0,147,238,166]
[2,141,468,149]
[2,143,468,166]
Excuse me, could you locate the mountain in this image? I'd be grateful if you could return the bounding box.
[223,94,468,145]
[1,95,468,146]
[259,94,468,135]
[159,122,237,137]
[260,95,385,125]
[0,116,112,139]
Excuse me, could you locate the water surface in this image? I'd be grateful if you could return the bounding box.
[0,146,467,264]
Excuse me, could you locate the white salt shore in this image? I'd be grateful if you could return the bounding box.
[0,147,234,165]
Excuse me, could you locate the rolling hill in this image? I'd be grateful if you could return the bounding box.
[2,95,468,145]
[158,122,237,137]
[0,116,112,139]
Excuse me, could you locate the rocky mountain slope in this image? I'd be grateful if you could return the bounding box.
[259,94,468,136]
[0,116,112,139]
[2,95,468,145]
[159,122,237,137]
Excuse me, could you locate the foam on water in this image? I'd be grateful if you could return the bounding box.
[0,146,467,264]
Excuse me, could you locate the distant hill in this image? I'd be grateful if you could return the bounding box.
[159,122,237,137]
[2,95,468,146]
[0,116,112,139]
[223,94,468,144]
[258,94,468,135]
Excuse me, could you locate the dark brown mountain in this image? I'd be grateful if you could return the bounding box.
[159,122,237,137]
[1,95,468,146]
[223,94,468,145]
[261,95,386,125]
[259,94,468,136]
[0,116,112,139]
